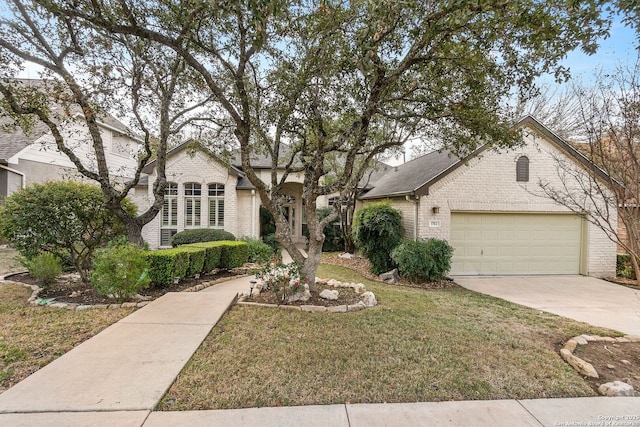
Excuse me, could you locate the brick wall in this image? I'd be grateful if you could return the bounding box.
[139,150,242,249]
[416,127,616,277]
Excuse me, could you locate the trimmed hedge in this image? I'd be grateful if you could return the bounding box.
[180,246,207,276]
[187,242,223,273]
[171,229,236,246]
[147,240,249,286]
[146,248,191,286]
[219,241,249,269]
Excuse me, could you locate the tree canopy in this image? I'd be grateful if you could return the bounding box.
[1,0,615,285]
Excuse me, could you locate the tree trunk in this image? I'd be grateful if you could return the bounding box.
[124,219,145,247]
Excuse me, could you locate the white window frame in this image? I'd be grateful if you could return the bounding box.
[208,183,225,228]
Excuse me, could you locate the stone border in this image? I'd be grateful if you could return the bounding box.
[236,299,368,313]
[235,277,376,313]
[0,273,249,311]
[560,334,640,379]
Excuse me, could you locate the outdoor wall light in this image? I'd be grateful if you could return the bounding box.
[250,280,257,297]
[432,206,440,214]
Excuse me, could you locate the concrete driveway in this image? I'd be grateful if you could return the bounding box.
[454,276,640,336]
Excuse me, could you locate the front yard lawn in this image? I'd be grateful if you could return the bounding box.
[159,264,617,410]
[0,283,133,392]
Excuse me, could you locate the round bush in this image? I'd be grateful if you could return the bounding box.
[391,238,454,282]
[352,202,404,274]
[91,242,151,301]
[171,229,236,246]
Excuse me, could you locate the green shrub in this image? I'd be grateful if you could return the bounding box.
[20,253,62,286]
[392,239,454,282]
[241,237,273,264]
[261,233,281,255]
[181,247,207,276]
[186,242,223,273]
[352,202,404,274]
[171,229,235,246]
[617,254,636,279]
[146,248,191,286]
[0,181,136,282]
[91,242,151,302]
[219,241,249,269]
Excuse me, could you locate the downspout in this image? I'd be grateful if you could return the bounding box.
[0,164,26,189]
[406,194,419,241]
[251,189,256,237]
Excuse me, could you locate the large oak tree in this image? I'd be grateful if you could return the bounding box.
[5,0,613,286]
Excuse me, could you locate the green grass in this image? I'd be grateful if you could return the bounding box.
[159,264,617,410]
[0,283,133,393]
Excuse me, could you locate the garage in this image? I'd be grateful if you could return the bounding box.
[450,212,584,275]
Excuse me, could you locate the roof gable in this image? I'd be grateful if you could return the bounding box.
[359,115,608,200]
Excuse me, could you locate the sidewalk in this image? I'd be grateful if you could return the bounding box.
[0,273,638,426]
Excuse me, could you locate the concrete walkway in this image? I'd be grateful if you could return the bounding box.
[455,275,640,335]
[1,274,639,426]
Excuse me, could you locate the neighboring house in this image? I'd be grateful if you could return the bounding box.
[0,80,140,201]
[359,115,617,277]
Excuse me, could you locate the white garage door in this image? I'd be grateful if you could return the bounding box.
[450,213,583,275]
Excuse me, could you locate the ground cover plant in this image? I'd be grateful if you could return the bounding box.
[158,264,617,410]
[0,282,133,393]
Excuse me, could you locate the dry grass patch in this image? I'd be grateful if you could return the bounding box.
[0,247,22,276]
[159,264,617,410]
[0,282,133,392]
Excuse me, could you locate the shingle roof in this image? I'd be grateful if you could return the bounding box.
[359,149,462,199]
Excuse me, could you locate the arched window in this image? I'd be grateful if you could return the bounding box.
[184,183,202,227]
[160,182,178,246]
[516,156,529,182]
[208,183,225,228]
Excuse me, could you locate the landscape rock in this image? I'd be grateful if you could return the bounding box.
[347,303,365,312]
[379,268,400,284]
[327,279,341,287]
[573,336,588,345]
[607,364,616,369]
[319,289,339,300]
[361,291,377,307]
[338,253,354,259]
[564,339,578,352]
[287,288,311,303]
[300,305,327,313]
[560,350,599,378]
[598,381,635,397]
[328,305,348,313]
[621,360,631,366]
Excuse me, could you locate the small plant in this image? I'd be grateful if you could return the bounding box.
[391,238,454,282]
[241,237,273,264]
[255,258,304,303]
[261,233,281,255]
[91,241,151,302]
[20,253,62,286]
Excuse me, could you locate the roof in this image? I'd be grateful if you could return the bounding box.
[359,149,463,199]
[0,79,134,162]
[359,115,609,200]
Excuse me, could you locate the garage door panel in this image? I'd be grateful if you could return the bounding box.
[450,213,582,275]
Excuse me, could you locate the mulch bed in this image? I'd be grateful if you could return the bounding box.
[321,252,457,290]
[245,284,360,307]
[5,268,248,305]
[572,341,640,396]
